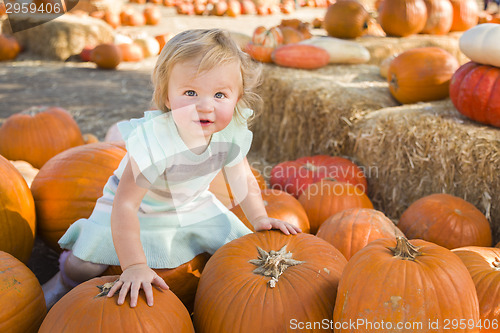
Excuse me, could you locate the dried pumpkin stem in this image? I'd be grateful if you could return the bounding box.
[493,257,500,270]
[249,245,304,288]
[95,279,119,298]
[388,237,421,261]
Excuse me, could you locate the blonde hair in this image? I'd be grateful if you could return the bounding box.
[151,29,262,124]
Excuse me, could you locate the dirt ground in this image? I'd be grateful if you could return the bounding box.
[0,5,328,284]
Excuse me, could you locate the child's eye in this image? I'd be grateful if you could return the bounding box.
[215,92,226,99]
[185,90,197,97]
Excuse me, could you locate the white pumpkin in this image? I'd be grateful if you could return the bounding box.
[459,23,500,67]
[298,36,370,64]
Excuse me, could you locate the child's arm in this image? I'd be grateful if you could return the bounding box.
[224,158,301,235]
[107,160,168,307]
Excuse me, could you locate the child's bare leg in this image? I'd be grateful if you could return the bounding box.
[42,251,108,309]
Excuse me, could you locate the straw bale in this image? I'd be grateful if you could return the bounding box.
[70,0,124,13]
[2,13,114,60]
[251,63,398,164]
[357,33,469,66]
[346,99,500,243]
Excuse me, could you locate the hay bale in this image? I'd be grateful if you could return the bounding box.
[346,99,500,243]
[252,63,398,164]
[70,0,124,13]
[357,33,469,66]
[2,13,114,60]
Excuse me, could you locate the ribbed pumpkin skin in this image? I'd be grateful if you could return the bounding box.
[450,0,478,32]
[298,179,373,234]
[334,238,480,332]
[421,0,453,34]
[323,0,370,39]
[103,252,210,314]
[0,251,46,333]
[230,189,311,233]
[316,208,404,260]
[39,275,194,332]
[271,44,330,69]
[0,155,36,263]
[449,61,500,128]
[452,247,500,333]
[388,47,459,104]
[193,231,347,333]
[31,142,127,252]
[378,0,428,37]
[0,106,85,168]
[398,193,492,249]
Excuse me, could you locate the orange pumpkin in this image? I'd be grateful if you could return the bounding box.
[117,43,144,62]
[334,237,480,330]
[244,42,274,63]
[144,5,161,25]
[0,34,21,61]
[39,276,195,332]
[230,189,311,233]
[387,47,459,104]
[298,179,373,234]
[0,156,36,264]
[398,193,492,249]
[90,43,122,69]
[0,106,84,169]
[449,0,478,32]
[316,208,404,260]
[102,10,120,29]
[193,230,347,332]
[30,142,127,252]
[246,26,283,63]
[9,160,39,188]
[452,246,500,332]
[421,0,453,35]
[103,252,210,314]
[271,44,330,69]
[280,26,305,45]
[323,0,370,39]
[0,251,46,333]
[209,166,267,208]
[378,0,428,37]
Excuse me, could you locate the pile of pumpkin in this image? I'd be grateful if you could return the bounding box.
[1,105,499,332]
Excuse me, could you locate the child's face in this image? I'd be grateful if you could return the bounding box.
[166,59,242,142]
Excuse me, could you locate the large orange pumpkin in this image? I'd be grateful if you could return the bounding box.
[0,251,46,333]
[103,252,210,314]
[230,189,311,233]
[90,43,122,69]
[421,0,453,35]
[449,0,478,32]
[452,246,500,333]
[334,237,480,332]
[193,230,347,332]
[298,179,373,234]
[388,47,459,104]
[398,193,492,249]
[323,0,371,39]
[0,34,21,61]
[316,208,404,260]
[0,155,36,263]
[39,275,194,332]
[30,142,127,252]
[0,106,85,169]
[378,0,428,37]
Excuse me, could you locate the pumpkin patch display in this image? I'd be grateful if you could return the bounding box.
[334,237,480,332]
[323,0,371,39]
[449,61,500,127]
[193,230,347,332]
[230,188,311,233]
[0,155,36,264]
[245,26,283,63]
[378,0,428,37]
[459,23,500,68]
[452,246,500,332]
[449,0,478,32]
[39,276,195,332]
[387,47,459,104]
[0,106,85,169]
[270,155,368,198]
[0,251,46,333]
[298,179,373,234]
[398,193,492,249]
[31,142,127,252]
[316,208,404,260]
[103,252,210,314]
[421,0,453,35]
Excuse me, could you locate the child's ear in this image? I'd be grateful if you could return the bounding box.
[164,98,170,110]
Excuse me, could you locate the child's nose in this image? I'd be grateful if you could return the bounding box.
[196,97,214,112]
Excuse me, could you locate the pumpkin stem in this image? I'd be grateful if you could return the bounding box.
[249,245,304,288]
[304,162,317,171]
[388,237,421,261]
[21,106,49,116]
[95,279,119,298]
[493,257,500,270]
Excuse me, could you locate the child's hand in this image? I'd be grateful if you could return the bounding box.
[252,216,302,235]
[107,263,169,307]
